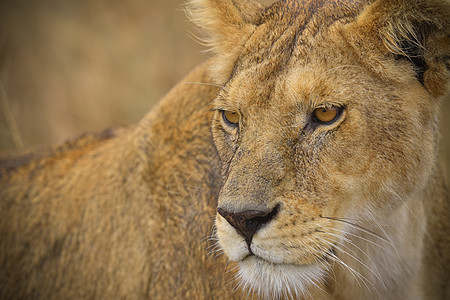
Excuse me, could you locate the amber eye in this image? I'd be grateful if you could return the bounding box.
[313,106,341,124]
[222,110,239,126]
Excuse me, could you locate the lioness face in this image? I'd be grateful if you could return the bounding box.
[209,0,440,297]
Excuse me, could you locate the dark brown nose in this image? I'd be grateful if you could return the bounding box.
[217,204,279,247]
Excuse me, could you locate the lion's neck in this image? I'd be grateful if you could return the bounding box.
[329,194,427,300]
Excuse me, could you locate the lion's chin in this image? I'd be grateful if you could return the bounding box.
[236,255,326,299]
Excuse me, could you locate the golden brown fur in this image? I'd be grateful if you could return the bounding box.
[0,63,236,299]
[194,0,449,298]
[1,0,449,299]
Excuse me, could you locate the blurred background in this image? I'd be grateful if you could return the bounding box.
[0,0,448,184]
[0,0,208,150]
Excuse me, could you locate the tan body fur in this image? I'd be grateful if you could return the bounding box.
[1,0,449,299]
[0,63,236,299]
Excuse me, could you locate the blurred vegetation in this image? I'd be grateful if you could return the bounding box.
[0,0,448,184]
[0,0,207,150]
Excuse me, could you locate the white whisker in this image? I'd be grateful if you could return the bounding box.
[321,216,391,243]
[385,185,438,255]
[329,252,372,290]
[326,227,396,256]
[305,234,372,291]
[318,231,388,293]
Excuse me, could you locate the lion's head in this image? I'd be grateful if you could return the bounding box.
[189,0,449,298]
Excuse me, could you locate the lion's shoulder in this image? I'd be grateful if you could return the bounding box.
[0,127,130,181]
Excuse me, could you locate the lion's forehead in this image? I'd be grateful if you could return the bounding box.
[225,1,372,111]
[235,0,366,73]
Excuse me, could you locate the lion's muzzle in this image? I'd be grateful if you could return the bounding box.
[217,204,280,248]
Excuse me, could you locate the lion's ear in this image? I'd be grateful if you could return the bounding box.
[354,0,449,97]
[187,0,264,83]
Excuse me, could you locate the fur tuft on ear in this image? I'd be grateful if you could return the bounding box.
[355,0,449,97]
[186,0,264,83]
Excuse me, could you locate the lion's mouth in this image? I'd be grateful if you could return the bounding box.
[243,253,303,267]
[243,244,336,267]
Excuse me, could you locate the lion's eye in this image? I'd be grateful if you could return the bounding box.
[222,110,239,127]
[313,106,342,124]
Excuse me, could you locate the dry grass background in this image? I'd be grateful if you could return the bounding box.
[0,0,448,185]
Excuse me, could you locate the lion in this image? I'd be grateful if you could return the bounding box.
[1,0,449,299]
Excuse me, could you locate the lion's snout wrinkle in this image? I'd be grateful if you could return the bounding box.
[217,204,279,247]
[219,148,286,212]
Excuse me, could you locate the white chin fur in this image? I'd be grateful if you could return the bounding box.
[236,256,326,299]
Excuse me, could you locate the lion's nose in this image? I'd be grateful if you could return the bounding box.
[217,204,279,247]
